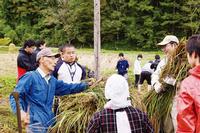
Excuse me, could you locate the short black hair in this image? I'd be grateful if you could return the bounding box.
[58,45,64,52]
[155,55,160,60]
[186,34,200,59]
[119,53,124,57]
[61,43,75,52]
[137,54,143,58]
[23,39,35,48]
[35,40,45,48]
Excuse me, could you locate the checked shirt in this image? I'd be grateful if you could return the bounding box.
[87,106,154,133]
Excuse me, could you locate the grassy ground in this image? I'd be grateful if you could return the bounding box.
[0,46,162,132]
[0,76,17,132]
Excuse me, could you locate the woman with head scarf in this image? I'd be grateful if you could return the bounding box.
[87,74,154,133]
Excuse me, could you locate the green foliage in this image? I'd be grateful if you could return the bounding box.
[0,76,16,98]
[0,0,199,49]
[0,38,11,46]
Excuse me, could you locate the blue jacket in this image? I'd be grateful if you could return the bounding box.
[116,59,129,76]
[10,70,88,129]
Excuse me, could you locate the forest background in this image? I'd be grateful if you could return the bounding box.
[0,0,199,50]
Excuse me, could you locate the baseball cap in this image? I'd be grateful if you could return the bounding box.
[36,48,60,62]
[157,35,179,46]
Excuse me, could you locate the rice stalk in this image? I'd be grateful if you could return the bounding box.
[143,41,191,132]
[48,84,106,133]
[49,77,145,133]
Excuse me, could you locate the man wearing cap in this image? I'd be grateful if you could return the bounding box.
[10,48,90,133]
[151,35,179,132]
[87,74,154,133]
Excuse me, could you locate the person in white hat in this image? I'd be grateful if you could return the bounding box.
[151,35,179,132]
[152,35,179,93]
[87,74,154,133]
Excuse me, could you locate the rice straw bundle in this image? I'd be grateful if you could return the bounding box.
[49,86,105,133]
[49,77,144,133]
[143,41,191,133]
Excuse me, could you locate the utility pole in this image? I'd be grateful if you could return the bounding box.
[94,0,101,79]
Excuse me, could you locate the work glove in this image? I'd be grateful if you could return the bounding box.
[153,82,163,93]
[163,76,176,86]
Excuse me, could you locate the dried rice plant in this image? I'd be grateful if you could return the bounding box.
[49,85,105,133]
[143,41,191,133]
[49,78,144,133]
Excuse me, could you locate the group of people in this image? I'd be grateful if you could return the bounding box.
[9,34,200,133]
[115,51,161,92]
[133,54,161,92]
[12,41,93,132]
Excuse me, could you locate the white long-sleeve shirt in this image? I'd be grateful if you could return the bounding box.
[142,62,154,74]
[151,57,168,89]
[133,59,142,75]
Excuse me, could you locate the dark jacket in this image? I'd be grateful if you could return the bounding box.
[116,59,129,76]
[17,48,37,80]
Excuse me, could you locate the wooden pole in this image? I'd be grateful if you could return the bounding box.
[94,0,101,79]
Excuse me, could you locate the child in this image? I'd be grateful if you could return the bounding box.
[116,53,129,79]
[138,61,154,92]
[133,54,143,88]
[176,34,200,132]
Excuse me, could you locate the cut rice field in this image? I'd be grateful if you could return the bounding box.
[0,46,162,132]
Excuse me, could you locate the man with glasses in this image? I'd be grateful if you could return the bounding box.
[151,35,179,133]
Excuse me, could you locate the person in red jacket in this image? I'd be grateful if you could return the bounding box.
[176,34,200,133]
[17,39,36,81]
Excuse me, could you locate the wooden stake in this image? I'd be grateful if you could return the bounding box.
[94,0,101,80]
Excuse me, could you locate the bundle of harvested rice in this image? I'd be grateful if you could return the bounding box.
[49,85,105,133]
[143,41,191,133]
[49,78,144,133]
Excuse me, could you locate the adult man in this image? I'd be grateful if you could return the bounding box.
[151,35,179,132]
[87,74,154,133]
[53,44,86,83]
[176,34,200,132]
[10,48,89,133]
[17,39,37,80]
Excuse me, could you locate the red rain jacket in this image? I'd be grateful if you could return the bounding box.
[177,65,200,133]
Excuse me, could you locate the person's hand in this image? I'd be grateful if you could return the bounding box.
[89,77,103,89]
[85,78,96,86]
[154,82,163,93]
[20,110,30,125]
[163,76,176,86]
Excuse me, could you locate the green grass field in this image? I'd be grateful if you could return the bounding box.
[0,46,163,132]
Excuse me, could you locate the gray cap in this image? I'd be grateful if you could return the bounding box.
[157,35,179,46]
[36,48,60,62]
